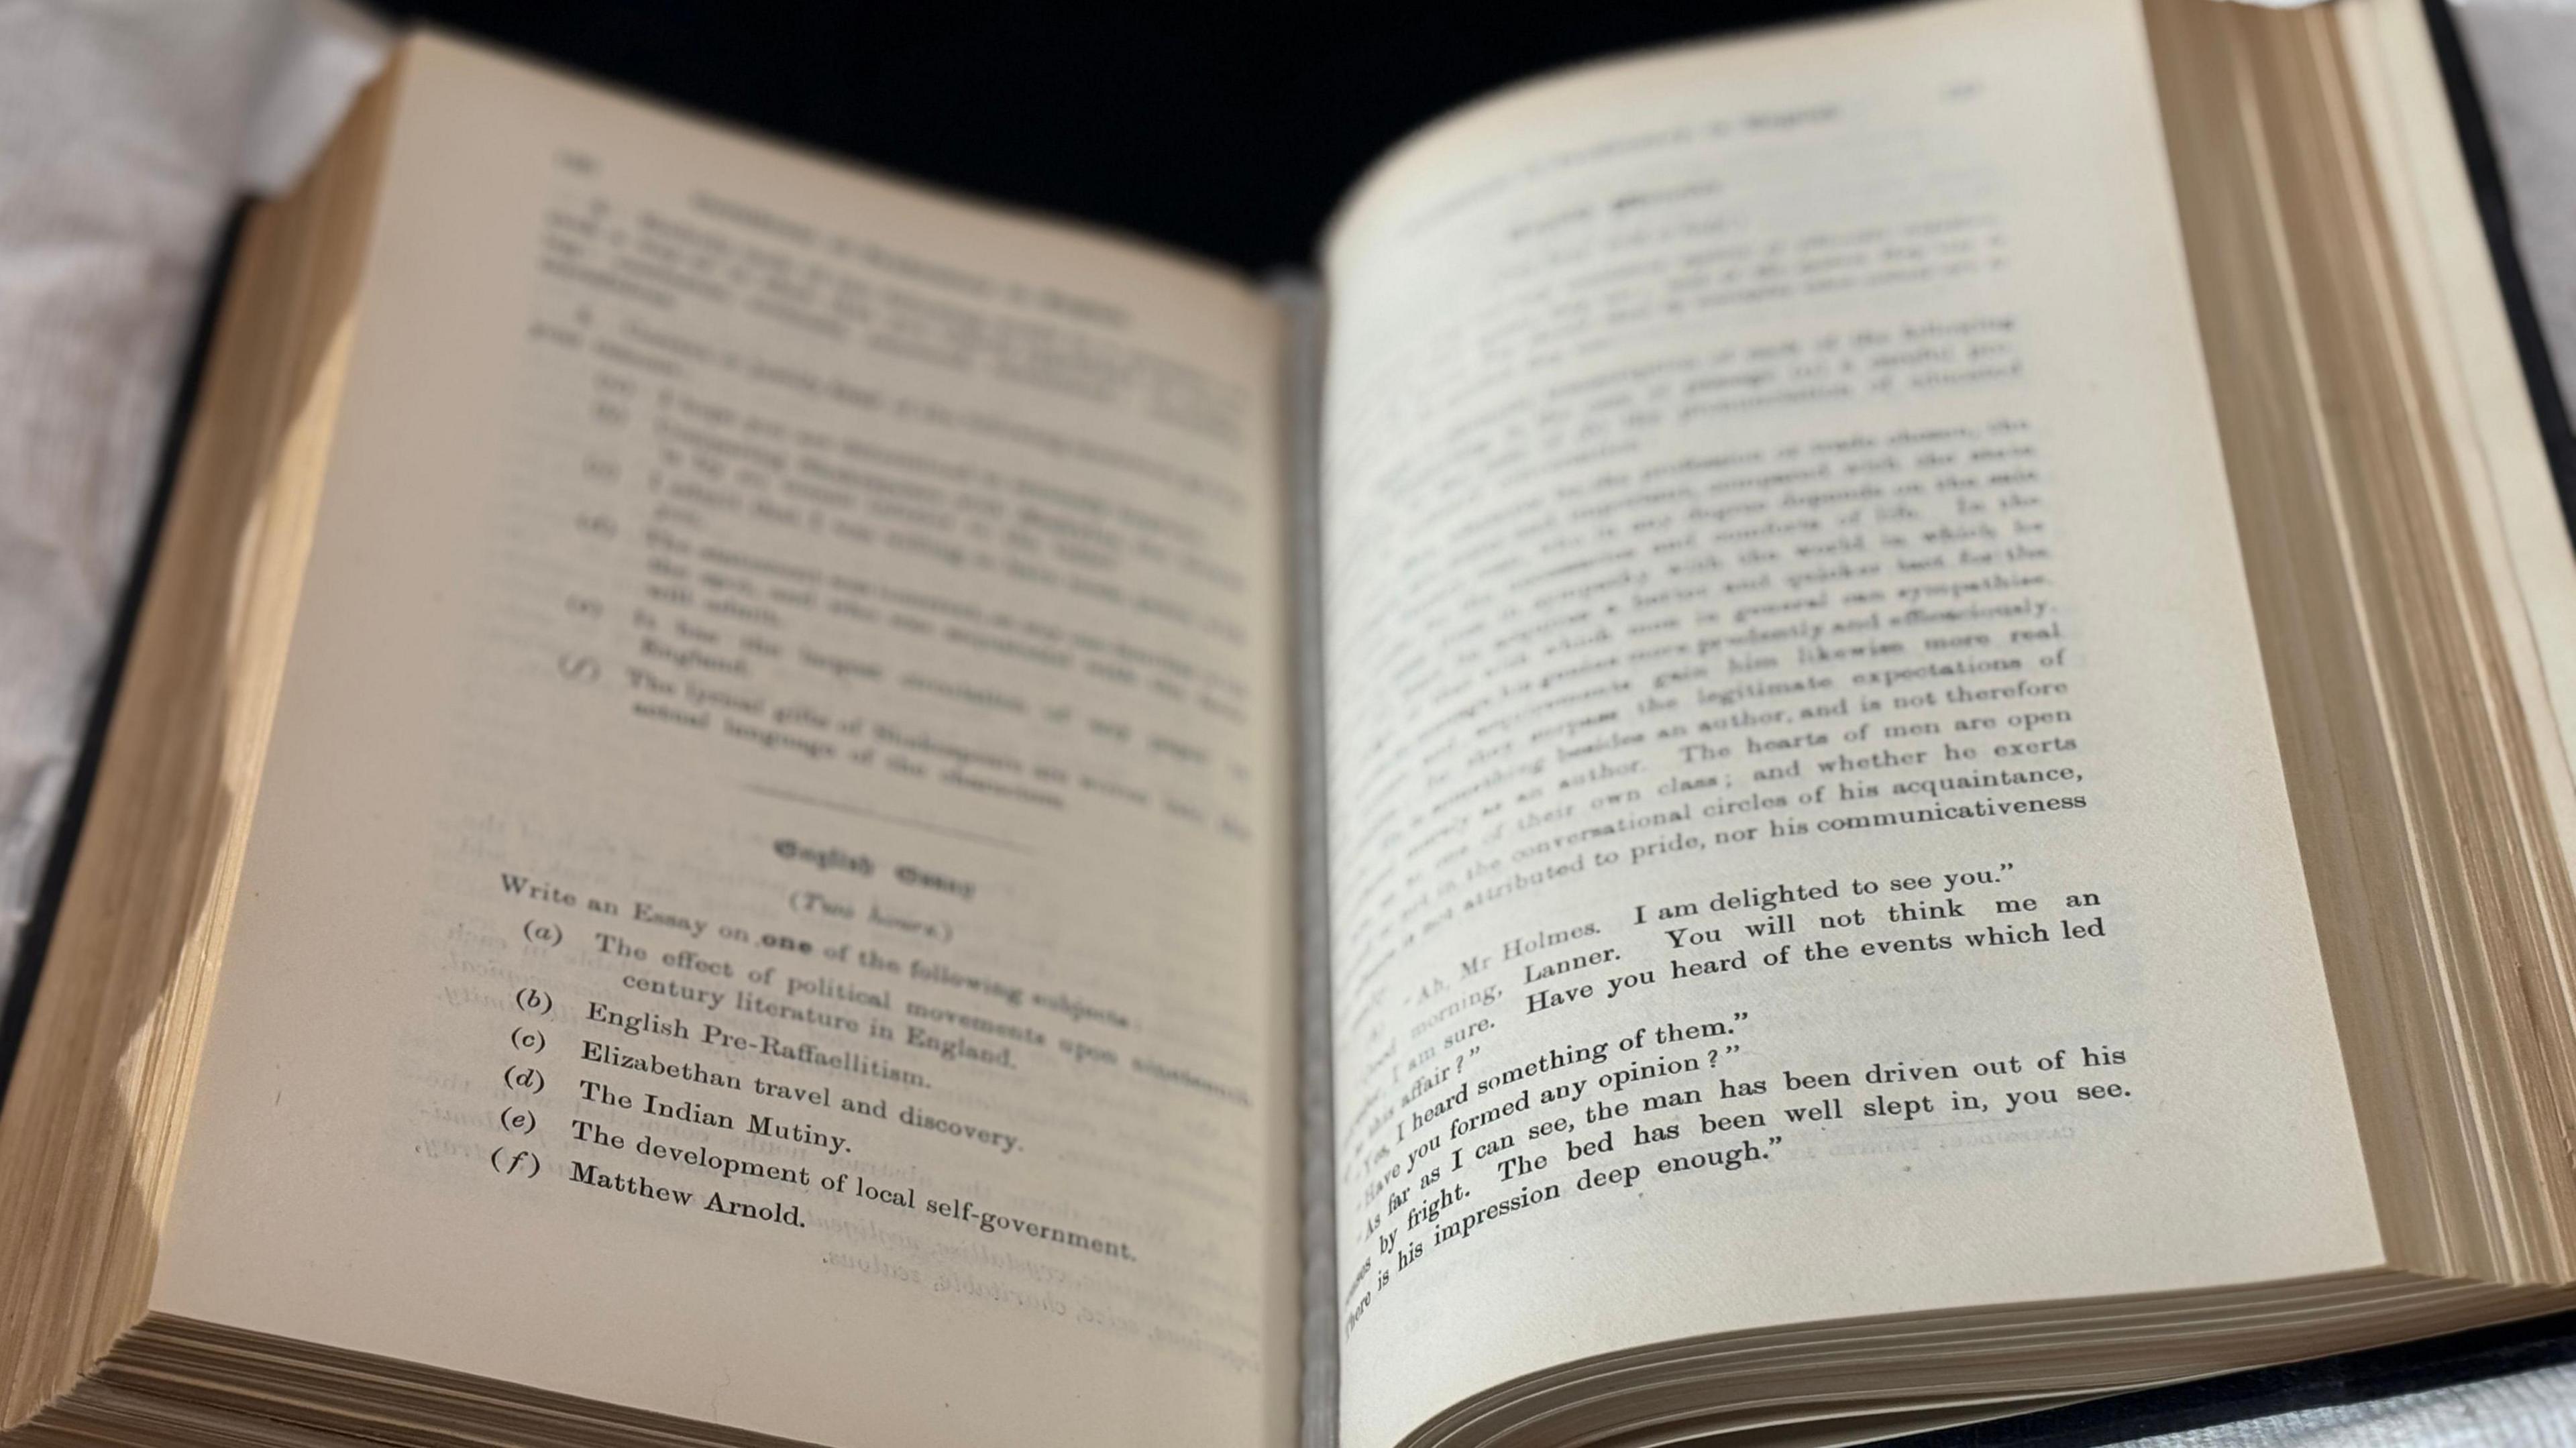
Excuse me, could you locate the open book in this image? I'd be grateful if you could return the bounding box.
[7,0,2576,1443]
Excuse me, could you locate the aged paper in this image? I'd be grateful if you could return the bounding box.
[1316,1,2385,1441]
[153,36,1300,1448]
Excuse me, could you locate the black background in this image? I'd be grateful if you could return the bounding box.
[376,0,1866,274]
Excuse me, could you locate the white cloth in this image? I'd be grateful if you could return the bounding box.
[2129,1360,2576,1445]
[0,0,384,994]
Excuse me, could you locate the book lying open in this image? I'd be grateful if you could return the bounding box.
[7,0,2576,1443]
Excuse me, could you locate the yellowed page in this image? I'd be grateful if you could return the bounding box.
[152,34,1297,1448]
[2338,0,2576,900]
[1316,2,2384,1443]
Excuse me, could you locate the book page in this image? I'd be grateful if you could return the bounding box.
[1316,1,2385,1442]
[152,34,1297,1448]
